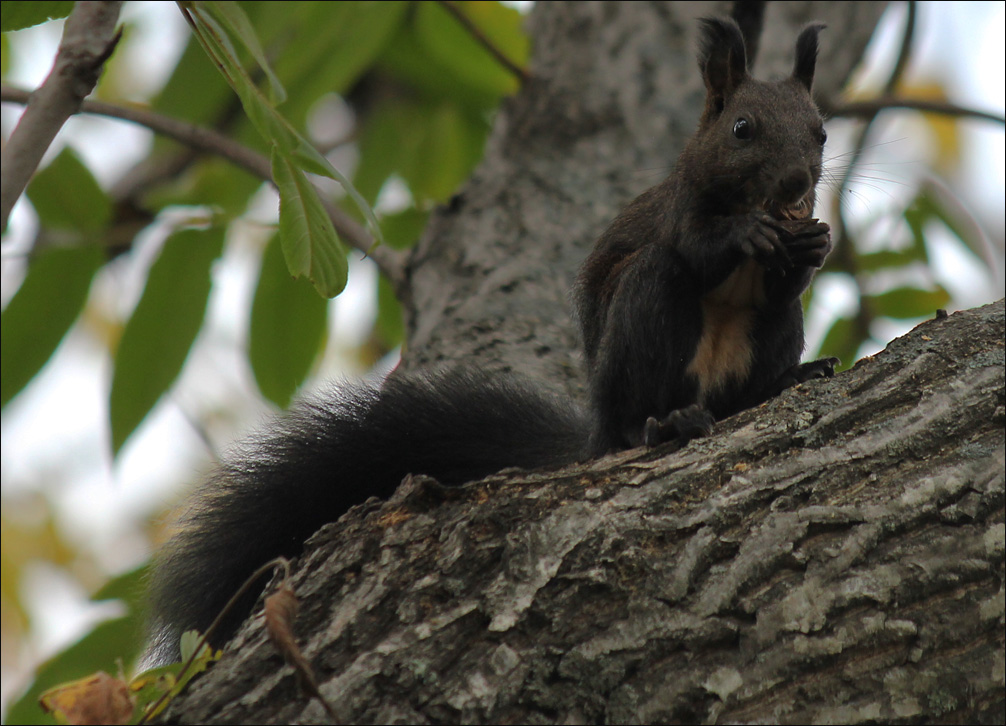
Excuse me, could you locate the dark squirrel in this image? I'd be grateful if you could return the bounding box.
[575,17,836,455]
[146,18,835,664]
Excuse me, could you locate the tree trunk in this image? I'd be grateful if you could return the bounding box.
[159,3,1006,724]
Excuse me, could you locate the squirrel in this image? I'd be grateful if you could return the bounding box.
[574,17,837,456]
[146,17,835,665]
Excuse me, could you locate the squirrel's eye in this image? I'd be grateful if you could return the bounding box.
[818,127,828,145]
[732,118,752,140]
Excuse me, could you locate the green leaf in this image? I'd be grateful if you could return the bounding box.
[380,208,429,250]
[290,139,383,247]
[866,286,951,320]
[179,630,209,664]
[250,234,328,408]
[856,249,923,272]
[0,1,75,32]
[109,227,225,455]
[917,187,989,268]
[184,3,382,246]
[354,101,422,205]
[2,33,10,76]
[410,103,487,202]
[91,564,149,608]
[26,148,112,233]
[414,2,526,99]
[902,195,935,265]
[379,20,501,112]
[185,3,297,150]
[1,244,103,408]
[201,1,286,104]
[267,1,406,127]
[271,148,348,298]
[354,99,488,208]
[151,30,235,131]
[816,316,862,373]
[376,273,404,348]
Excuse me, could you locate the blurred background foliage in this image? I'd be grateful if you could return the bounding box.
[0,2,1002,723]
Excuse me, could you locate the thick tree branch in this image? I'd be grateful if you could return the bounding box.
[162,300,1005,724]
[0,85,405,285]
[0,1,123,231]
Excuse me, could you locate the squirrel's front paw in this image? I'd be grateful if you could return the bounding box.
[738,213,794,270]
[772,218,832,268]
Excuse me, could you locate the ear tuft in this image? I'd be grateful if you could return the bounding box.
[793,22,826,92]
[697,17,748,101]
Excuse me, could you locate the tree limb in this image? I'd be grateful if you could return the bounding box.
[0,1,123,231]
[0,84,405,285]
[162,300,1006,724]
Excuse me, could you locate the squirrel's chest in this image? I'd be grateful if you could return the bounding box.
[686,260,765,401]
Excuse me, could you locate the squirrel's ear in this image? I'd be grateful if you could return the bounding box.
[698,18,748,113]
[792,23,825,92]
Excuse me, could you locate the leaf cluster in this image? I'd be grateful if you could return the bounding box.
[2,0,528,451]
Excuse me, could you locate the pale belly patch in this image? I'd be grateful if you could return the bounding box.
[686,260,765,402]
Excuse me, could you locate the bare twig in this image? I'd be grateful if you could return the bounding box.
[437,0,530,84]
[1,85,269,179]
[1,85,404,285]
[827,98,1006,126]
[0,1,124,231]
[138,557,294,725]
[883,0,916,97]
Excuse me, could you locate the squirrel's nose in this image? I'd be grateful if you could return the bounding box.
[775,168,812,205]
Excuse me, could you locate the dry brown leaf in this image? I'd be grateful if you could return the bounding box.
[40,671,134,725]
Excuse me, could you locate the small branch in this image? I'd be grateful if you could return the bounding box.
[437,0,531,84]
[883,0,916,96]
[0,85,271,180]
[0,1,124,231]
[108,94,248,202]
[138,558,294,725]
[0,85,405,285]
[827,97,1006,126]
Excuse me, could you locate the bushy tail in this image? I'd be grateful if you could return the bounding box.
[146,369,588,664]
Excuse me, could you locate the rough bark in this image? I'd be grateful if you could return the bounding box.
[164,300,1004,725]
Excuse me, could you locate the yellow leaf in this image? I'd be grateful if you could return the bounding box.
[896,79,961,173]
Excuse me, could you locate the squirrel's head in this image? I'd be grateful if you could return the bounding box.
[688,18,827,220]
